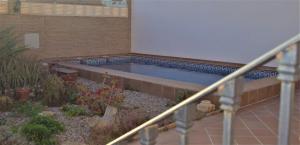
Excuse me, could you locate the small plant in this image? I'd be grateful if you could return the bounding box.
[0,96,14,111]
[0,117,6,126]
[42,75,65,106]
[21,115,64,145]
[124,85,138,91]
[76,95,106,116]
[15,102,44,117]
[61,104,87,117]
[96,74,124,107]
[175,89,195,103]
[76,75,125,115]
[11,125,20,134]
[64,83,79,104]
[75,88,103,115]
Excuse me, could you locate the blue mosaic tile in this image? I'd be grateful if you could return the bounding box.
[77,55,277,80]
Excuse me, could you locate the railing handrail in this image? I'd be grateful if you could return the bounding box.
[107,34,300,145]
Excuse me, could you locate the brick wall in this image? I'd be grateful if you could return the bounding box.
[0,15,130,59]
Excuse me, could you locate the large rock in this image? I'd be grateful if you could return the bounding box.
[197,100,216,113]
[87,106,119,128]
[86,116,102,128]
[102,105,118,120]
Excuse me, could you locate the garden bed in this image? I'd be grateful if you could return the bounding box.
[0,78,173,145]
[0,27,189,145]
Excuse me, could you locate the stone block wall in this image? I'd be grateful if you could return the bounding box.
[0,15,130,59]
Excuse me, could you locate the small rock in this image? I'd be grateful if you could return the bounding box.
[197,100,216,113]
[38,111,55,117]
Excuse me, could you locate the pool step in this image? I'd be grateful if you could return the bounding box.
[52,67,79,82]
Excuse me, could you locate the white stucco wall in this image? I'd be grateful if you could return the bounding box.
[131,0,300,66]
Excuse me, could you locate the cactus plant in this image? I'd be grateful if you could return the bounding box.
[0,27,43,99]
[42,75,65,106]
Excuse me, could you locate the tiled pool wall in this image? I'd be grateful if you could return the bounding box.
[59,54,281,108]
[71,55,277,80]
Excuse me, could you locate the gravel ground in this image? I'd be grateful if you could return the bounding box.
[55,78,173,144]
[77,78,172,118]
[47,107,90,144]
[76,78,105,92]
[122,90,170,118]
[0,112,29,127]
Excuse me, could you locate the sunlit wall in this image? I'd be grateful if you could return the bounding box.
[132,0,300,66]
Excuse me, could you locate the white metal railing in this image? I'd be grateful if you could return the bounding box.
[20,2,128,17]
[102,0,128,8]
[107,34,300,145]
[21,2,128,17]
[1,0,128,17]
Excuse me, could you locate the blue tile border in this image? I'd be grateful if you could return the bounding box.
[71,55,277,80]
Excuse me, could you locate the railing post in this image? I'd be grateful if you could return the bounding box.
[175,103,195,145]
[139,125,159,145]
[219,77,244,145]
[276,42,300,145]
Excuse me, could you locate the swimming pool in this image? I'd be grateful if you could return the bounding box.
[60,54,280,106]
[75,55,277,86]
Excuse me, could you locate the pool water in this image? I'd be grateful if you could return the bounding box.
[77,56,277,86]
[101,63,226,85]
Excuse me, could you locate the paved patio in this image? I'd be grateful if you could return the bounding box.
[130,90,300,145]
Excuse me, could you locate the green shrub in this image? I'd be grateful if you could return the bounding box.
[21,116,64,145]
[21,124,51,142]
[15,102,44,117]
[42,75,65,106]
[61,104,87,117]
[29,116,64,134]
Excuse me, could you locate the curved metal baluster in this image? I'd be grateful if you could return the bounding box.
[219,77,244,145]
[276,42,300,145]
[175,103,195,145]
[140,125,159,145]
